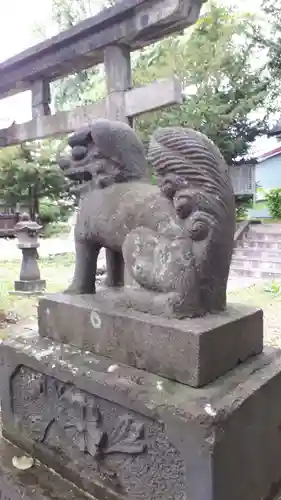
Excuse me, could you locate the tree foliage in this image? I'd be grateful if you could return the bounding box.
[133,3,271,164]
[259,1,281,78]
[265,188,281,219]
[0,141,70,219]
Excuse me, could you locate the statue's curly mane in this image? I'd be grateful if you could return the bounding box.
[147,127,233,216]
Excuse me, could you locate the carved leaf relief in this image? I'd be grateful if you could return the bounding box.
[104,416,146,455]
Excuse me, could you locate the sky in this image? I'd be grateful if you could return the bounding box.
[0,0,277,156]
[0,0,51,126]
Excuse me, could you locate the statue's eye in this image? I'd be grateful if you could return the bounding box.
[190,219,209,241]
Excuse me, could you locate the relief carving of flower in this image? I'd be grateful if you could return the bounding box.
[63,391,105,457]
[35,379,146,460]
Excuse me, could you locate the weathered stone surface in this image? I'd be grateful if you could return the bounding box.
[0,332,185,500]
[146,126,236,313]
[0,433,89,500]
[59,120,235,319]
[1,330,281,500]
[38,292,263,387]
[273,488,281,500]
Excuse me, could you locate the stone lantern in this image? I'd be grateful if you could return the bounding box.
[13,212,46,294]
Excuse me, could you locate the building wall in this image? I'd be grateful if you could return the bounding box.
[256,153,281,190]
[229,164,255,196]
[248,153,281,218]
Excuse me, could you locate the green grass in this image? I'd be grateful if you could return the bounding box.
[0,254,74,337]
[228,282,281,308]
[228,281,281,347]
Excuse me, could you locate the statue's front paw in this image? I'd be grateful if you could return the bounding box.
[167,292,203,319]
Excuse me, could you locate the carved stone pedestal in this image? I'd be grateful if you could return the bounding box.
[1,330,281,500]
[38,292,263,387]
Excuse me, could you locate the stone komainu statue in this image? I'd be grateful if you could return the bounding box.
[58,119,235,319]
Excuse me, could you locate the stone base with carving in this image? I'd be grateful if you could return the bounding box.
[1,330,281,500]
[38,292,263,387]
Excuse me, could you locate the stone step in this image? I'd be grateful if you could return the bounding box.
[236,239,281,250]
[244,232,280,241]
[250,224,281,233]
[234,248,281,259]
[230,267,281,279]
[231,257,281,272]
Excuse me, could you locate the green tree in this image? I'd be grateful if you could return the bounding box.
[258,1,281,77]
[133,3,271,164]
[0,141,71,220]
[254,0,281,114]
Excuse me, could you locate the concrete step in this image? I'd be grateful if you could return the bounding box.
[231,257,281,272]
[244,232,280,241]
[236,239,281,250]
[232,223,281,279]
[233,248,281,260]
[229,267,281,279]
[250,224,281,233]
[240,225,281,242]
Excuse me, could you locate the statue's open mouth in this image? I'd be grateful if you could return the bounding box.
[65,167,92,183]
[67,168,93,193]
[58,157,94,192]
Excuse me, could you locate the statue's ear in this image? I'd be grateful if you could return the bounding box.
[68,127,92,148]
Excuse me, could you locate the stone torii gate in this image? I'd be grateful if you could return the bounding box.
[0,0,206,147]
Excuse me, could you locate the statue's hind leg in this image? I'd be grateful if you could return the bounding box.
[105,249,124,287]
[65,239,101,294]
